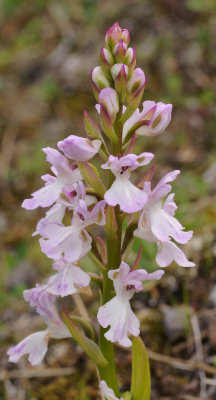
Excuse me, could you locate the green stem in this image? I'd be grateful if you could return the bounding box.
[98,206,122,396]
[98,103,124,396]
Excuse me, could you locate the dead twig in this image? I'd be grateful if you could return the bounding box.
[72,293,91,321]
[172,329,208,355]
[147,349,216,375]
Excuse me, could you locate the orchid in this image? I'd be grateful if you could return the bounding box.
[97,262,164,347]
[22,147,82,210]
[134,170,195,267]
[39,199,105,262]
[47,259,90,297]
[7,287,71,366]
[101,153,154,213]
[8,21,195,400]
[122,100,172,142]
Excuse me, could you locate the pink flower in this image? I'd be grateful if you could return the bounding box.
[134,171,195,267]
[101,153,154,213]
[33,181,96,238]
[141,172,193,244]
[123,100,172,141]
[57,135,101,161]
[39,200,106,262]
[156,241,195,268]
[7,287,70,366]
[47,259,90,297]
[22,148,82,210]
[97,262,164,347]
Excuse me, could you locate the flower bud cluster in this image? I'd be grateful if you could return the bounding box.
[92,21,138,103]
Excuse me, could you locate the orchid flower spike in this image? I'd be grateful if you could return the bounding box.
[101,153,154,213]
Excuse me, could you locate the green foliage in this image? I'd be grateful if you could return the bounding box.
[186,0,216,12]
[62,307,108,368]
[131,336,151,400]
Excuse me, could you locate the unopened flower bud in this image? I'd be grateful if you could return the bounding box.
[91,66,110,100]
[121,28,130,45]
[99,88,119,123]
[126,68,146,102]
[124,46,136,76]
[105,21,122,48]
[113,65,128,101]
[111,63,128,81]
[100,47,114,74]
[113,40,127,63]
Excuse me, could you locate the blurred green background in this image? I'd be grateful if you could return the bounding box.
[0,0,216,399]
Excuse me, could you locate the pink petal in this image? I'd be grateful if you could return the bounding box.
[7,331,50,366]
[156,241,195,268]
[104,176,147,213]
[22,180,62,210]
[58,136,101,161]
[47,263,90,297]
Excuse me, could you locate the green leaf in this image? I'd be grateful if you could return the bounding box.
[62,307,108,367]
[131,336,151,400]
